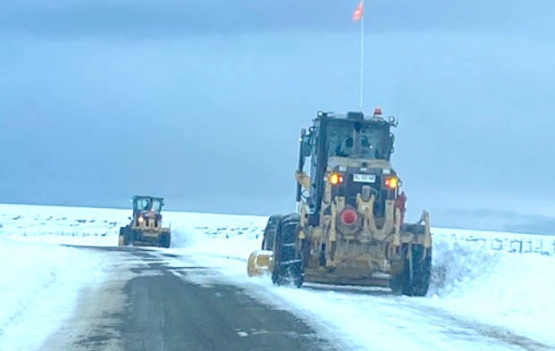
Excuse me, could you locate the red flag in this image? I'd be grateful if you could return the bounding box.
[352,0,363,21]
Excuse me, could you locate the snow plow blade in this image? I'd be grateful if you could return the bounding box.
[247,250,273,277]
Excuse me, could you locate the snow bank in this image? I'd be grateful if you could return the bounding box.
[429,233,555,343]
[0,237,106,351]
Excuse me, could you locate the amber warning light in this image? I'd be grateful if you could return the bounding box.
[385,177,398,189]
[329,173,344,185]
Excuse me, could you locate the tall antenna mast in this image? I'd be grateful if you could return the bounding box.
[353,0,365,111]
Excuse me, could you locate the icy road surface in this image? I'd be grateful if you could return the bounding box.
[42,246,333,351]
[0,203,554,350]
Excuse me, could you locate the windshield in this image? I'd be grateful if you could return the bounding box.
[134,198,163,212]
[151,199,163,212]
[328,121,391,160]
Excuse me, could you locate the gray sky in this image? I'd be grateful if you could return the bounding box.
[1,1,554,233]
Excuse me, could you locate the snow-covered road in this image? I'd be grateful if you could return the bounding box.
[0,203,554,350]
[165,247,555,351]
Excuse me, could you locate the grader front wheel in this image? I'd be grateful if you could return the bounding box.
[261,214,283,250]
[271,214,304,288]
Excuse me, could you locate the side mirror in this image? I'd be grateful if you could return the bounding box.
[388,116,398,127]
[300,129,312,157]
[389,133,395,155]
[301,141,311,157]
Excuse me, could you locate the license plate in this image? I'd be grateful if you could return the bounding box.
[353,174,376,183]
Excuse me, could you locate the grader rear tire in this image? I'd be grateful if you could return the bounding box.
[160,232,171,248]
[391,244,431,297]
[119,226,134,246]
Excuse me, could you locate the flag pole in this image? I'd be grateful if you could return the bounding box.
[359,0,364,112]
[352,0,365,111]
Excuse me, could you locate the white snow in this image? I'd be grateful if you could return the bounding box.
[0,236,107,351]
[0,203,127,246]
[0,203,554,350]
[427,234,555,344]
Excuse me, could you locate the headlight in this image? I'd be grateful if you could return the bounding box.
[138,216,144,223]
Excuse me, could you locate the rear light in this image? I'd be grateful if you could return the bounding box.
[385,177,398,189]
[329,172,344,185]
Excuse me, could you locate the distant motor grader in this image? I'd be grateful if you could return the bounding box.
[118,195,171,248]
[247,108,432,296]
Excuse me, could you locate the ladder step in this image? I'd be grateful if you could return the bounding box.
[280,259,302,265]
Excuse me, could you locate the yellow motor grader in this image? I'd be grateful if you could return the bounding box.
[247,109,432,296]
[118,195,171,248]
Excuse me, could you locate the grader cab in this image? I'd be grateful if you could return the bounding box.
[118,195,171,248]
[248,109,432,296]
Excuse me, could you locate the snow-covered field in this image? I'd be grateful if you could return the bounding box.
[0,203,554,350]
